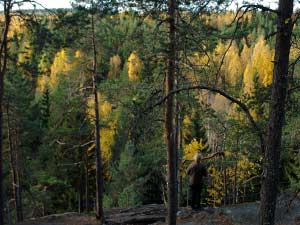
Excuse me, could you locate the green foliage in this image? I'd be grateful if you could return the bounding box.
[3,5,300,218]
[40,88,50,127]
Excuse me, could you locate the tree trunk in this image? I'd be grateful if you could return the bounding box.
[91,14,104,224]
[174,37,180,208]
[14,128,23,222]
[260,1,293,225]
[223,168,227,206]
[178,114,183,207]
[84,150,89,212]
[0,65,4,225]
[165,0,178,223]
[6,103,23,222]
[175,98,179,208]
[78,190,81,214]
[233,162,238,204]
[0,1,12,223]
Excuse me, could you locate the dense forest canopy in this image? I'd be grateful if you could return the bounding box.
[0,0,298,224]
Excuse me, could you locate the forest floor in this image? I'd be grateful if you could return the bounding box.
[16,193,300,225]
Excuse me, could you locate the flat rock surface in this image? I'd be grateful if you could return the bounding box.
[16,193,300,225]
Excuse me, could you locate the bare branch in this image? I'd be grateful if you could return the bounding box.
[288,85,300,94]
[240,4,279,14]
[147,85,265,153]
[55,140,66,145]
[242,174,261,185]
[215,5,251,84]
[214,3,278,84]
[12,0,58,15]
[182,151,225,165]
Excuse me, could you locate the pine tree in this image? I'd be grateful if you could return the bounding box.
[40,88,50,128]
[260,1,294,224]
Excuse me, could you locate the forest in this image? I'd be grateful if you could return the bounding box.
[0,0,298,225]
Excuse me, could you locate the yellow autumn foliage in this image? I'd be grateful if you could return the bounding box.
[190,52,208,66]
[182,114,208,163]
[210,35,274,93]
[207,165,224,205]
[207,151,259,206]
[18,40,33,64]
[36,75,50,93]
[216,11,235,29]
[183,139,207,160]
[7,17,24,37]
[128,52,142,81]
[100,121,116,163]
[243,36,274,93]
[49,49,72,88]
[75,50,82,58]
[226,43,243,85]
[183,115,191,126]
[87,92,115,163]
[243,64,254,93]
[204,12,251,31]
[241,44,251,70]
[237,155,259,180]
[182,114,260,206]
[108,55,122,78]
[48,49,83,89]
[182,115,192,143]
[290,47,300,60]
[252,37,274,86]
[206,153,260,206]
[35,49,84,96]
[100,101,113,117]
[212,41,243,86]
[87,92,113,121]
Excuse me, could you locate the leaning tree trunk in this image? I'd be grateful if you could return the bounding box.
[260,1,293,225]
[91,14,104,224]
[165,0,178,223]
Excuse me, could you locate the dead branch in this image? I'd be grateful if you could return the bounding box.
[146,85,265,153]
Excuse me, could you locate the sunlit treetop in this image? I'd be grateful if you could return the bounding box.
[108,55,121,79]
[49,49,84,88]
[243,36,274,93]
[128,51,142,81]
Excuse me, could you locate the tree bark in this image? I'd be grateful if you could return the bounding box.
[223,168,227,206]
[165,0,178,223]
[6,103,23,222]
[0,1,12,223]
[0,64,4,225]
[15,129,23,222]
[84,150,89,212]
[233,162,238,204]
[91,13,104,224]
[175,96,179,208]
[260,1,293,225]
[174,26,180,208]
